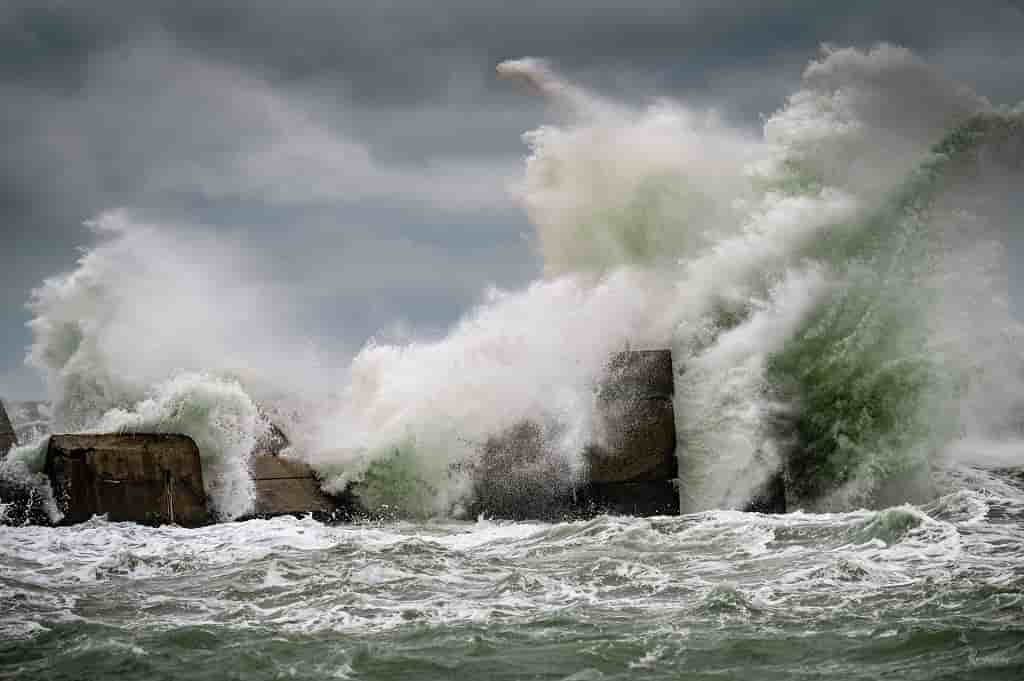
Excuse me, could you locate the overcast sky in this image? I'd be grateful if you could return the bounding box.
[2,1,1023,399]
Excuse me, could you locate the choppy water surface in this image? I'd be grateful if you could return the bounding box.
[2,470,1022,681]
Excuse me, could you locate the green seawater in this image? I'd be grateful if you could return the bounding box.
[2,469,1022,681]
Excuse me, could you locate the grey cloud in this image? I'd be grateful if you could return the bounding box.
[7,3,1022,106]
[74,40,520,210]
[2,1,1023,398]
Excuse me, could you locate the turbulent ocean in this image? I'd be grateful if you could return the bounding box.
[2,44,1024,678]
[2,476,1024,680]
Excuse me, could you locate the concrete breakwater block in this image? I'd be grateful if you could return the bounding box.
[469,350,680,519]
[4,348,682,525]
[246,420,352,520]
[2,422,348,526]
[46,434,209,527]
[583,350,679,516]
[579,480,679,516]
[248,455,343,519]
[0,400,16,456]
[584,398,677,483]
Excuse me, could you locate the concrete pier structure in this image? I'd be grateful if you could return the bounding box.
[0,400,16,456]
[3,422,349,526]
[249,454,342,520]
[245,422,349,520]
[3,351,683,526]
[46,434,209,526]
[583,350,678,515]
[469,349,680,519]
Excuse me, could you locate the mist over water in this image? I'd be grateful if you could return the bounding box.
[4,45,1023,520]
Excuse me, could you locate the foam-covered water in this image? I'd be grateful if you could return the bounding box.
[2,470,1022,679]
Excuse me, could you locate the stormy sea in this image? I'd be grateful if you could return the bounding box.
[2,45,1024,679]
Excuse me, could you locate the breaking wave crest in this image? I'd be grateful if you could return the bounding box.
[6,44,1023,519]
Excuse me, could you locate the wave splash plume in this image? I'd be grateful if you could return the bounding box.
[4,44,1023,519]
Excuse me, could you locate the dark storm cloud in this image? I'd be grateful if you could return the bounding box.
[6,2,1023,111]
[2,0,1023,397]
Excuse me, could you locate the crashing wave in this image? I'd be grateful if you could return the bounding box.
[6,44,1022,519]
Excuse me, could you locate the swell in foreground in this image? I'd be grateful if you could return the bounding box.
[2,468,1023,679]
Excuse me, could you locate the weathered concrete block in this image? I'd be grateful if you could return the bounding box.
[585,400,677,483]
[46,434,209,527]
[249,455,342,519]
[579,480,679,516]
[0,400,16,456]
[469,350,680,519]
[586,350,678,484]
[597,349,675,399]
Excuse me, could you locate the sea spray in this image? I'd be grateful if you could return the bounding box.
[491,44,1018,512]
[307,274,655,516]
[95,373,266,520]
[761,114,1024,509]
[15,212,330,518]
[25,211,334,433]
[0,374,266,521]
[0,437,61,523]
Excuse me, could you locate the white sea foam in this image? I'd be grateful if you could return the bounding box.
[95,372,266,519]
[2,470,1022,636]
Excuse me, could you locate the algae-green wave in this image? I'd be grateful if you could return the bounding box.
[764,112,1024,509]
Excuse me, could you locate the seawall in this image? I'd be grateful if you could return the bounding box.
[1,349,685,525]
[0,400,15,456]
